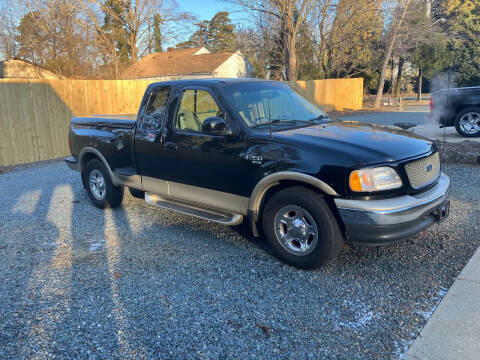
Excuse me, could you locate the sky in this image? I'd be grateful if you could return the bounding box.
[180,0,227,20]
[179,0,247,23]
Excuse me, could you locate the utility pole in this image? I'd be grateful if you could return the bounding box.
[418,0,431,101]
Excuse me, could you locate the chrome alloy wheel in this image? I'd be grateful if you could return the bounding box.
[89,169,106,200]
[459,111,480,135]
[274,205,318,256]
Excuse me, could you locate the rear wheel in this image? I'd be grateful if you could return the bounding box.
[455,107,480,137]
[262,186,343,269]
[84,159,123,208]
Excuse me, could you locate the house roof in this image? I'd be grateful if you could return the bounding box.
[0,58,63,79]
[123,47,237,79]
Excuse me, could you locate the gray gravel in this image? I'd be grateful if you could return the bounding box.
[1,160,479,359]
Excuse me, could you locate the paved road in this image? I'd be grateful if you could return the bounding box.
[1,161,479,359]
[336,108,430,126]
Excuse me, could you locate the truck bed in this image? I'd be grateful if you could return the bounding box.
[71,114,137,129]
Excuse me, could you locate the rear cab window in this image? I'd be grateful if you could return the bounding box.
[142,86,171,130]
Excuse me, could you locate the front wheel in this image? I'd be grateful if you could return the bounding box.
[84,159,123,208]
[455,107,480,137]
[262,186,343,269]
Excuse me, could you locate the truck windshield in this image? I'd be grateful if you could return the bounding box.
[221,82,328,128]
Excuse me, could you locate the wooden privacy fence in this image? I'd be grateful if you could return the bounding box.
[288,78,364,112]
[0,77,363,166]
[0,79,153,167]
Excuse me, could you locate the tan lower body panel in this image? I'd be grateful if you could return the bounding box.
[140,176,249,216]
[114,174,142,189]
[145,193,243,226]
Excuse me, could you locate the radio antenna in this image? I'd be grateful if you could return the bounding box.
[444,70,452,145]
[268,91,272,138]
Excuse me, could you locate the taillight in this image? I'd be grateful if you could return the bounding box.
[429,96,433,111]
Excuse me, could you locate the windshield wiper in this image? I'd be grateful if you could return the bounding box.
[308,114,330,122]
[251,119,293,128]
[252,118,327,128]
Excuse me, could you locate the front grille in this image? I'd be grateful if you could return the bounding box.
[405,152,440,189]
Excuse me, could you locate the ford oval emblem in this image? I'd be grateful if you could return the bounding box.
[426,164,433,172]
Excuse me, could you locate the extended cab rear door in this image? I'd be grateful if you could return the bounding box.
[134,85,173,179]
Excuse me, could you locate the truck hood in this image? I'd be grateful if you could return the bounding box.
[272,121,435,165]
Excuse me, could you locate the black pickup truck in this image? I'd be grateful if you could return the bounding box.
[431,86,480,137]
[66,79,450,268]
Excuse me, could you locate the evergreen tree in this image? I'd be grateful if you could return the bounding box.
[177,12,236,52]
[206,12,236,52]
[101,0,130,64]
[176,20,208,48]
[16,12,46,64]
[296,20,321,80]
[441,0,480,86]
[153,13,163,53]
[267,15,286,80]
[327,0,383,92]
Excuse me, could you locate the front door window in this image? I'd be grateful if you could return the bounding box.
[175,89,223,132]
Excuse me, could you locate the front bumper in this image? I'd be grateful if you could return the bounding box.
[334,172,450,245]
[64,156,80,171]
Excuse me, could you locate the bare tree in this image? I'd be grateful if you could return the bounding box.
[226,0,321,80]
[0,13,18,59]
[18,0,92,77]
[373,0,412,109]
[0,3,26,59]
[81,0,194,78]
[85,0,193,62]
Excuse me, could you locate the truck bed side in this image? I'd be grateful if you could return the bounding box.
[69,114,137,174]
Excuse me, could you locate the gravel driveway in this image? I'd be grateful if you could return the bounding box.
[1,161,479,359]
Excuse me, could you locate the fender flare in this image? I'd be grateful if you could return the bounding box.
[248,171,338,215]
[79,147,118,186]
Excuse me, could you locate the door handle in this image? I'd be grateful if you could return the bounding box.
[164,142,177,151]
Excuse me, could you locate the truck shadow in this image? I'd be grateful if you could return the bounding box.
[0,163,62,356]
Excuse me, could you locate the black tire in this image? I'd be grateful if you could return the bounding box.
[454,107,480,137]
[129,187,145,199]
[262,186,343,269]
[84,158,123,208]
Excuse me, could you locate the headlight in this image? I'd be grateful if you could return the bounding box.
[349,167,402,192]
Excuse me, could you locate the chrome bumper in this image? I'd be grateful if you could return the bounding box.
[334,172,450,245]
[64,156,80,171]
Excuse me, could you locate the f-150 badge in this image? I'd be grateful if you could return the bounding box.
[241,153,263,165]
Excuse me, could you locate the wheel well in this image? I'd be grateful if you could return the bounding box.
[257,180,346,237]
[81,152,97,171]
[80,152,100,188]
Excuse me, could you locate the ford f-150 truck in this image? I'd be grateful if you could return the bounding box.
[66,79,450,268]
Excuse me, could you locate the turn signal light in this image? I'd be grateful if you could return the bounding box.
[349,167,402,192]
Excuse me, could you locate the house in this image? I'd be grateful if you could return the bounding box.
[123,47,253,80]
[0,58,63,80]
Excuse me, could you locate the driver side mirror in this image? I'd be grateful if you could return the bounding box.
[202,116,228,136]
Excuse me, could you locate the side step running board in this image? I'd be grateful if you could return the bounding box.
[145,193,243,226]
